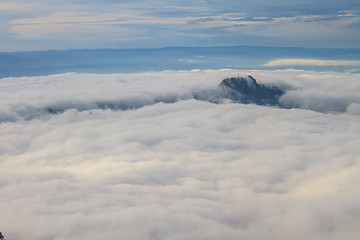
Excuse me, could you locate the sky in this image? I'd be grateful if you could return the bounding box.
[1,69,360,239]
[1,0,360,51]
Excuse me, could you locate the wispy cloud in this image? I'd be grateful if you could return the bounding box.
[1,0,360,50]
[0,2,34,11]
[9,11,200,39]
[8,9,360,48]
[226,13,360,45]
[10,12,154,39]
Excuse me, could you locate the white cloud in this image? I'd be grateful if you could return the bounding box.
[346,103,360,115]
[0,69,360,239]
[265,59,360,66]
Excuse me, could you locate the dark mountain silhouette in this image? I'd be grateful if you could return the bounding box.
[219,76,285,106]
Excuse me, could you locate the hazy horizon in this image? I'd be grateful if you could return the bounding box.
[1,46,360,79]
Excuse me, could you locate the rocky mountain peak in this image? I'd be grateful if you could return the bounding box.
[219,76,285,106]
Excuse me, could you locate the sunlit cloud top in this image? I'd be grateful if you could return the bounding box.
[1,0,360,51]
[264,59,360,66]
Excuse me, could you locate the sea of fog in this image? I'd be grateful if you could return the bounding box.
[1,67,360,239]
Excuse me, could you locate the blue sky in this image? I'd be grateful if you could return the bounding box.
[1,0,360,51]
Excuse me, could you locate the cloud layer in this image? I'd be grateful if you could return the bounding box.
[1,69,359,123]
[265,59,360,67]
[1,69,360,239]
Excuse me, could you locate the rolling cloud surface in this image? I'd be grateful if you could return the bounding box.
[0,69,360,239]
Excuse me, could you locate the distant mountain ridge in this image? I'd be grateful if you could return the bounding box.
[1,46,360,78]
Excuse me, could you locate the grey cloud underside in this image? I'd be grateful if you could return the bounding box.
[1,75,357,123]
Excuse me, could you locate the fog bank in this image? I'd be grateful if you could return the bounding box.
[0,69,359,240]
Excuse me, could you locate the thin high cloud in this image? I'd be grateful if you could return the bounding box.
[1,70,360,239]
[10,11,360,38]
[0,2,34,11]
[1,0,360,50]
